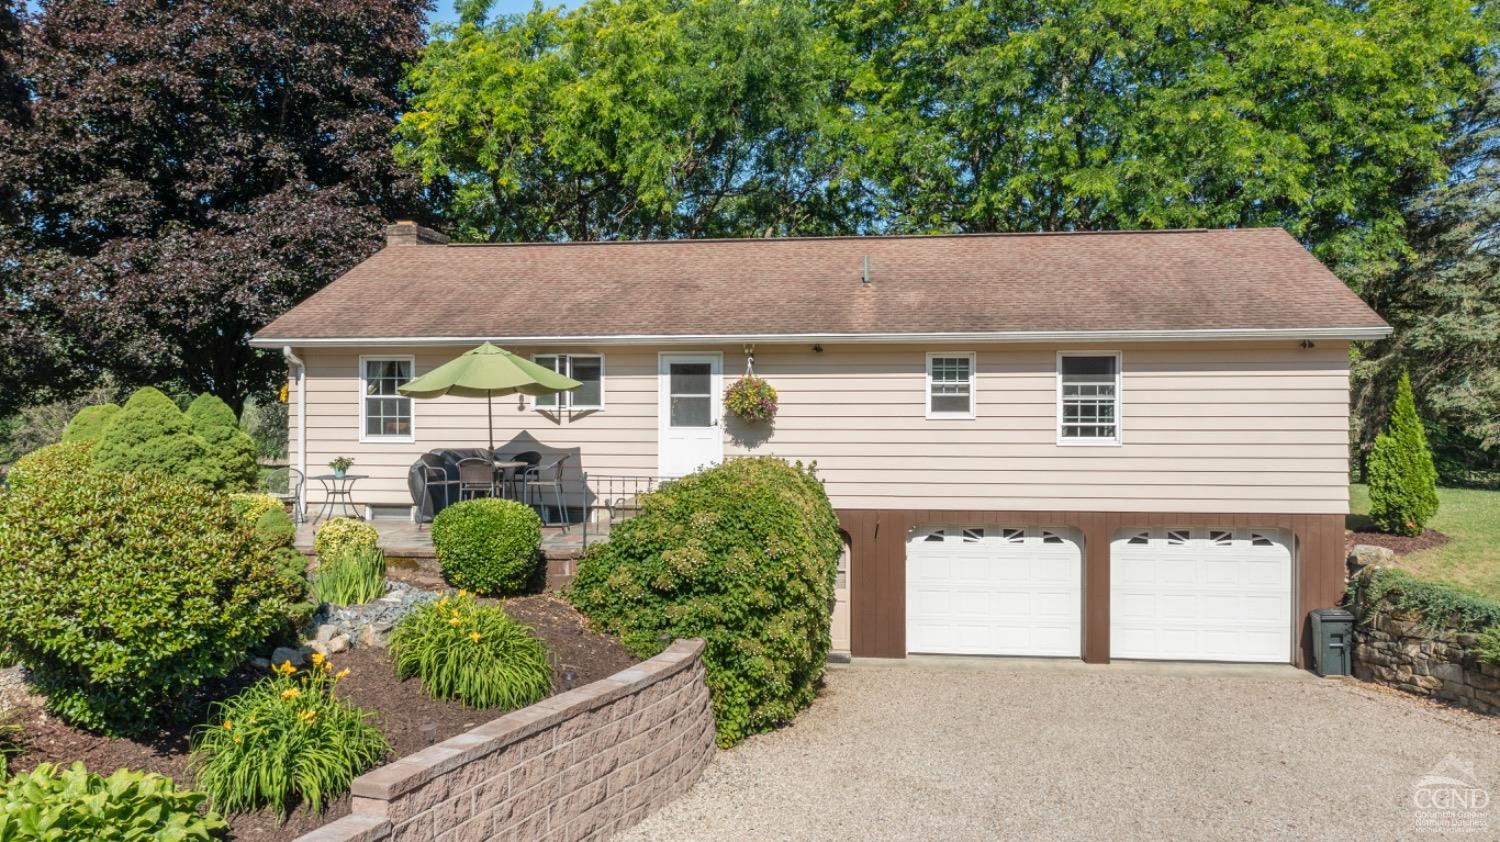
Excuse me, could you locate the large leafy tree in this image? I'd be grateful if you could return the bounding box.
[398,0,862,241]
[1356,72,1500,481]
[0,0,430,412]
[830,0,1490,281]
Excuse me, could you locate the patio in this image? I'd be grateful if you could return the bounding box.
[293,517,608,561]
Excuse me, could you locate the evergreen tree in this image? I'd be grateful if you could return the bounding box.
[61,404,121,445]
[93,388,223,490]
[185,393,259,491]
[1367,372,1441,536]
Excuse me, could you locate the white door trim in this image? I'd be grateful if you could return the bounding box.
[657,352,724,477]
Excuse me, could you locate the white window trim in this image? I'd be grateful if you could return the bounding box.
[531,353,606,411]
[358,354,416,444]
[925,352,977,420]
[1056,350,1122,446]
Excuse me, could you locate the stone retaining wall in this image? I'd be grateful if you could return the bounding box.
[297,638,716,842]
[1349,581,1500,716]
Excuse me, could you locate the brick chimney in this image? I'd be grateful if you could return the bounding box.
[385,220,450,246]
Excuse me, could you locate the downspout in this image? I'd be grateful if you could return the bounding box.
[282,346,307,521]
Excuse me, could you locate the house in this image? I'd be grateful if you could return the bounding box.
[251,221,1391,667]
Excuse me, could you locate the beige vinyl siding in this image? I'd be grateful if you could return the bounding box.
[293,341,1351,515]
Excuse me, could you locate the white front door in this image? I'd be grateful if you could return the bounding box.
[906,526,1083,657]
[1110,528,1293,663]
[658,353,723,477]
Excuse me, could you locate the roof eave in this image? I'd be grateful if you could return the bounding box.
[250,326,1393,349]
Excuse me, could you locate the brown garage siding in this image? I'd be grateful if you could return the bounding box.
[837,509,1346,668]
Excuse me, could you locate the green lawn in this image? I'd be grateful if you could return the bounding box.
[1349,484,1500,601]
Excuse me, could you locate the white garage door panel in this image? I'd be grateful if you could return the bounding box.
[1111,529,1292,663]
[907,526,1082,657]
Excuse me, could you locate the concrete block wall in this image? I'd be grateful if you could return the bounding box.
[296,638,715,842]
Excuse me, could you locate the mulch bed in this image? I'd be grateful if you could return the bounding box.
[1346,527,1450,556]
[4,592,637,841]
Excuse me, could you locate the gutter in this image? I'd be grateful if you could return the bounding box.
[251,326,1393,349]
[281,346,307,522]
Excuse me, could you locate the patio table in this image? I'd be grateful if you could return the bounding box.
[311,473,367,523]
[493,460,527,500]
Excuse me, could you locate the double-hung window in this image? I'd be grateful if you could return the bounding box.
[360,356,414,441]
[1057,352,1121,444]
[926,353,976,419]
[533,354,605,410]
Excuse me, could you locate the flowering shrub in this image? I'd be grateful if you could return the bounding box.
[0,762,225,839]
[571,457,841,747]
[723,375,778,422]
[431,498,542,595]
[0,468,298,735]
[389,592,551,709]
[313,517,378,561]
[191,656,388,817]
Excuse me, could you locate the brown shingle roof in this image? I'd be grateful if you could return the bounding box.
[253,228,1389,343]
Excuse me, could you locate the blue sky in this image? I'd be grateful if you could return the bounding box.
[429,1,561,26]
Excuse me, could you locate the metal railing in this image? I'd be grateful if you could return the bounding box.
[580,472,665,548]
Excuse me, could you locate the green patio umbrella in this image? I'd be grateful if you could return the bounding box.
[398,342,581,450]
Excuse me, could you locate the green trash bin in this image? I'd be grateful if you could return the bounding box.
[1309,607,1354,677]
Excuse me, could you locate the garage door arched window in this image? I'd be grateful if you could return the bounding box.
[1057,352,1121,444]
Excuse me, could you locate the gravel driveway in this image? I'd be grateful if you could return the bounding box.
[622,659,1500,841]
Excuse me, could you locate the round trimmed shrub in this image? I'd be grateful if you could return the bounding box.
[313,517,378,561]
[431,498,542,595]
[570,457,842,747]
[0,468,299,735]
[390,592,551,709]
[253,507,297,549]
[92,387,225,489]
[5,440,95,491]
[186,393,259,491]
[61,403,121,444]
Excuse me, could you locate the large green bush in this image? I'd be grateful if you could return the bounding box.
[4,440,94,491]
[60,403,120,444]
[431,498,542,595]
[0,469,299,735]
[0,762,226,839]
[192,658,388,817]
[92,387,225,489]
[186,393,259,491]
[390,591,551,709]
[1367,372,1440,536]
[570,458,842,747]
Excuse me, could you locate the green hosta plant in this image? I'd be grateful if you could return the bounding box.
[313,517,378,561]
[723,374,778,422]
[192,657,388,817]
[431,498,542,595]
[313,546,387,606]
[389,592,551,709]
[0,762,226,840]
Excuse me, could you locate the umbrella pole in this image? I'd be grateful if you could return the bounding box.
[487,390,495,452]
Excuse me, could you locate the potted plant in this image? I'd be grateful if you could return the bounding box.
[724,374,778,423]
[329,456,354,479]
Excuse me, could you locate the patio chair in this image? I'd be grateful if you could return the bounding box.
[523,454,571,534]
[457,457,498,501]
[261,466,306,524]
[504,450,541,502]
[413,462,459,530]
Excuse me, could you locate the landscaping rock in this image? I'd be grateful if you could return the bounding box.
[1347,544,1395,576]
[309,580,439,651]
[248,656,271,671]
[270,646,305,668]
[327,634,350,654]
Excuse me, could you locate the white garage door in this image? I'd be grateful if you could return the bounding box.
[1111,528,1292,663]
[907,526,1082,657]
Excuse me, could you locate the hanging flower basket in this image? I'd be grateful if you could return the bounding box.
[724,374,778,423]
